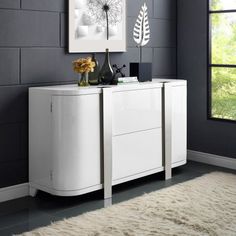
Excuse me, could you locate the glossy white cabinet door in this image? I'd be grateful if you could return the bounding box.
[52,95,102,191]
[112,88,162,136]
[112,128,163,181]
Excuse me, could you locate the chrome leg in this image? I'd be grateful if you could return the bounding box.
[164,83,172,180]
[102,88,113,199]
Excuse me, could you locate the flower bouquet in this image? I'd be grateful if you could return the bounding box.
[73,57,95,86]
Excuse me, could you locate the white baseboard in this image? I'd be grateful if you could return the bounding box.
[0,183,29,203]
[188,150,236,170]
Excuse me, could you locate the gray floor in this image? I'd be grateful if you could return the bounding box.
[0,161,235,236]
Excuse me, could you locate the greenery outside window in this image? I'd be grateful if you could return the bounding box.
[209,0,236,121]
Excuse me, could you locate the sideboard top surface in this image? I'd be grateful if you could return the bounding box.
[29,79,186,96]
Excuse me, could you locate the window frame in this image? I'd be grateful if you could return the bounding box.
[207,0,236,123]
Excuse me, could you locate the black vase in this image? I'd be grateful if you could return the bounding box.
[99,49,114,85]
[89,53,100,85]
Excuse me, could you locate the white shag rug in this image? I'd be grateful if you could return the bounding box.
[18,172,236,236]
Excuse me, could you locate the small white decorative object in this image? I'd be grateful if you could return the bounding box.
[69,0,126,52]
[133,2,150,62]
[118,77,138,83]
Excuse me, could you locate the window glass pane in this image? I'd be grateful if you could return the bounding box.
[211,0,236,11]
[212,67,236,120]
[211,13,236,65]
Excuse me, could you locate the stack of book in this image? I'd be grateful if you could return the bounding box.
[117,77,138,84]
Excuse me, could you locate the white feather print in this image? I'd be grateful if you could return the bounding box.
[133,3,150,47]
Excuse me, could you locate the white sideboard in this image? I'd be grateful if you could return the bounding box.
[29,80,187,198]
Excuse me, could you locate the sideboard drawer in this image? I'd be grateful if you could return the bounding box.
[112,128,163,181]
[112,88,162,136]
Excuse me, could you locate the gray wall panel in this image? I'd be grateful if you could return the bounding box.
[21,48,79,84]
[0,48,19,86]
[0,124,21,163]
[140,47,153,63]
[0,86,28,125]
[149,19,176,48]
[60,13,67,48]
[0,0,20,9]
[22,0,65,12]
[153,48,176,76]
[0,160,28,188]
[0,10,60,47]
[154,0,176,19]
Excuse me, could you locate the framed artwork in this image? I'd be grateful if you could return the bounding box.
[69,0,126,53]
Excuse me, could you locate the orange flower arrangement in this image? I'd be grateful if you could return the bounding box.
[73,57,95,74]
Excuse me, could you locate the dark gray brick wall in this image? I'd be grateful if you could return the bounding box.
[21,0,66,12]
[0,0,176,188]
[0,10,60,47]
[0,48,20,86]
[0,0,20,9]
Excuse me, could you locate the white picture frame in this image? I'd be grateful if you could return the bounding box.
[69,0,126,53]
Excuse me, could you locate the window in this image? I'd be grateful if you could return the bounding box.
[209,0,236,121]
